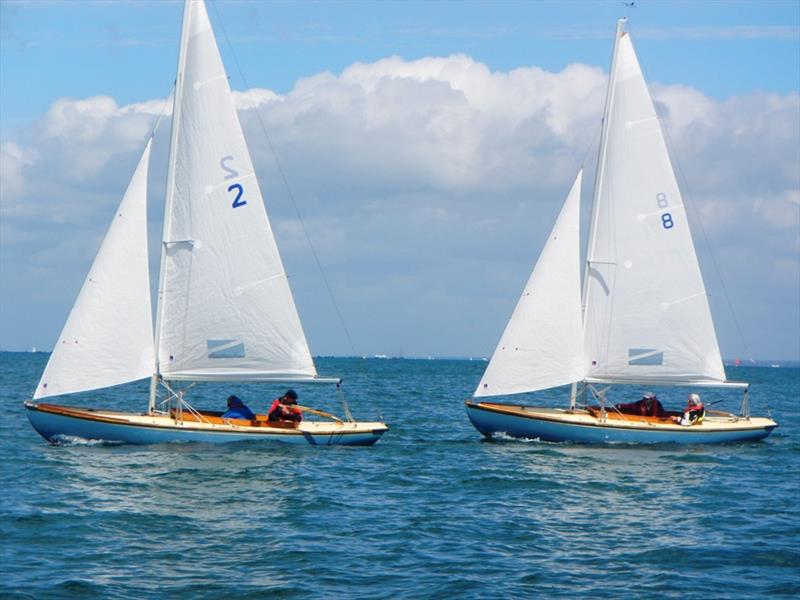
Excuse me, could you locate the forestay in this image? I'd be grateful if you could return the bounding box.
[475,171,585,397]
[34,142,155,399]
[582,28,725,385]
[156,0,317,382]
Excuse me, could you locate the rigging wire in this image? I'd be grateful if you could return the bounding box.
[208,0,360,358]
[144,86,174,415]
[578,123,602,171]
[147,88,174,142]
[337,383,355,423]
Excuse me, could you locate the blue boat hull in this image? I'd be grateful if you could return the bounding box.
[25,403,386,446]
[465,401,777,445]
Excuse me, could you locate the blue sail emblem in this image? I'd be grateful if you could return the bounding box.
[207,339,245,359]
[628,348,663,366]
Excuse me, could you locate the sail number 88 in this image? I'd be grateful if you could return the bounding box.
[656,192,673,229]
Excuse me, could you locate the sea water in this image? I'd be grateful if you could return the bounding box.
[1,352,798,599]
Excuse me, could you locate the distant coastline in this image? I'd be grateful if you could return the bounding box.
[4,350,798,368]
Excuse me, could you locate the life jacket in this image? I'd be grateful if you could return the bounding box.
[267,399,283,421]
[285,406,303,422]
[268,398,303,422]
[683,404,705,424]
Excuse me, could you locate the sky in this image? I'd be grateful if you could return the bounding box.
[1,0,799,362]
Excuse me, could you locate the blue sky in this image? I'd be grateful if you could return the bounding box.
[1,0,799,361]
[3,1,798,125]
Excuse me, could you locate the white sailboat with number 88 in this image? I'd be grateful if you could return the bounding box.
[466,19,777,444]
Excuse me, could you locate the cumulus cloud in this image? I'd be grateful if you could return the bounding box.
[1,54,798,359]
[38,95,159,182]
[0,142,38,201]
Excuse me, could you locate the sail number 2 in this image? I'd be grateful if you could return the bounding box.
[220,155,247,208]
[656,192,673,229]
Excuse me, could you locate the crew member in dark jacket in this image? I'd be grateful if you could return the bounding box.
[615,392,667,417]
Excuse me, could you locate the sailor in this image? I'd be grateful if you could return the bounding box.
[616,392,667,417]
[268,389,303,423]
[221,395,255,420]
[674,393,705,426]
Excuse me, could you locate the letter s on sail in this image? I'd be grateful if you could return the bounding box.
[221,156,247,208]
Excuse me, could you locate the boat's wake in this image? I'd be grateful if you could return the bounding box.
[488,430,714,449]
[50,434,122,447]
[491,431,551,444]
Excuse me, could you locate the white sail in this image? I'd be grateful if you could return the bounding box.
[155,0,317,382]
[34,141,155,399]
[475,171,585,397]
[582,25,725,384]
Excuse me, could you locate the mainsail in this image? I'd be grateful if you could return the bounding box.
[582,25,725,384]
[155,0,317,382]
[34,141,155,399]
[475,171,584,397]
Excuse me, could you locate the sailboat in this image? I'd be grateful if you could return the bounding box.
[25,0,387,446]
[466,19,777,444]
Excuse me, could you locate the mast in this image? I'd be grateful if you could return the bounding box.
[584,17,626,323]
[570,18,626,410]
[150,0,192,414]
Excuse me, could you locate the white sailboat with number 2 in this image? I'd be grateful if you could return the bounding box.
[25,0,387,446]
[466,19,777,444]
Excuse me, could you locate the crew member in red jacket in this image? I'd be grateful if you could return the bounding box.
[268,389,303,423]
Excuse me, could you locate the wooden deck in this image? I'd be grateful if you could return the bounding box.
[171,409,300,429]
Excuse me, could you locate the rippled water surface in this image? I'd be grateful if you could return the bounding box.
[1,353,798,598]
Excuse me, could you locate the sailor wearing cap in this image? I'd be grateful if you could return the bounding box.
[267,389,303,423]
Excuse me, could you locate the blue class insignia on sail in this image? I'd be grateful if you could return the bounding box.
[207,339,245,359]
[628,348,664,366]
